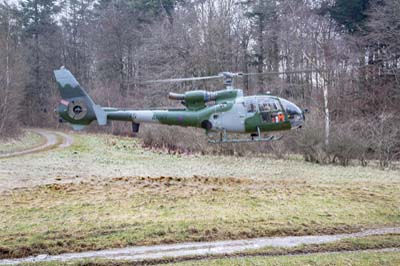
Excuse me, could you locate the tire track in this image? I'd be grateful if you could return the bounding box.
[0,129,73,159]
[0,227,399,265]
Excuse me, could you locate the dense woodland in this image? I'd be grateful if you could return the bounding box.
[0,0,399,166]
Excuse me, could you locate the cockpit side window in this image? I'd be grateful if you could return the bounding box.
[245,98,258,113]
[280,98,302,116]
[258,98,281,112]
[279,98,304,128]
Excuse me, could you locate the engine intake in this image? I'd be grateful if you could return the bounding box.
[168,89,240,110]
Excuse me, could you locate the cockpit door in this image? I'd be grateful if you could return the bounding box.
[245,98,258,118]
[258,98,284,124]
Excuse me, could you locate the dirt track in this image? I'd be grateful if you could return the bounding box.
[0,129,74,192]
[0,129,73,159]
[0,227,399,265]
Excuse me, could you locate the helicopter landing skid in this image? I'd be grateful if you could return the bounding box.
[208,135,282,144]
[207,128,283,144]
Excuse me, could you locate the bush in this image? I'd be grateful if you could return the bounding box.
[137,123,289,157]
[328,122,368,166]
[292,112,330,164]
[139,124,207,154]
[292,112,370,166]
[361,113,400,169]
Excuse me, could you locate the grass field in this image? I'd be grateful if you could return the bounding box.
[1,132,400,190]
[0,132,399,260]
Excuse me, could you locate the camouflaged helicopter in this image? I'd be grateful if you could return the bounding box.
[54,67,308,144]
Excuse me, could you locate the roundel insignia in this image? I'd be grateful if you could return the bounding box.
[68,100,88,120]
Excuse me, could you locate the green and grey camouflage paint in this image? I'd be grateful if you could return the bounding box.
[54,68,304,135]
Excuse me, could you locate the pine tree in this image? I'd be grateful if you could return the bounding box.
[329,0,370,33]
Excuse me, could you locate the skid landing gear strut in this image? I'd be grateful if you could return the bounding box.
[207,127,283,144]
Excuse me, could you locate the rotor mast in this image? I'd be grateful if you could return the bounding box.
[221,72,242,90]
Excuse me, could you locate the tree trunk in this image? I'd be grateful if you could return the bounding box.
[322,80,330,147]
[257,15,264,88]
[303,50,330,147]
[0,7,11,133]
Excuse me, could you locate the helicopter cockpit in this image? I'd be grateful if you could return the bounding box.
[279,98,304,129]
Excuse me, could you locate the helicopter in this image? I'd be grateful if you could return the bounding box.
[54,67,308,144]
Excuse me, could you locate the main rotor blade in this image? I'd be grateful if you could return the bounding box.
[242,69,323,76]
[134,69,325,85]
[142,75,222,84]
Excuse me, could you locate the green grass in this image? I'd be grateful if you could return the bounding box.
[167,250,400,266]
[0,133,399,259]
[0,130,44,154]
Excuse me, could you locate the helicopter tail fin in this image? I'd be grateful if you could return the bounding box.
[54,67,89,100]
[54,67,107,128]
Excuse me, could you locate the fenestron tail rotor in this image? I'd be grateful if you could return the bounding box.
[54,67,107,129]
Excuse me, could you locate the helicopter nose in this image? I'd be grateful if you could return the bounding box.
[286,104,305,129]
[279,98,305,129]
[289,112,304,129]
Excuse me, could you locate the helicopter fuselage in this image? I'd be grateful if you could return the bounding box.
[54,68,305,139]
[102,93,303,134]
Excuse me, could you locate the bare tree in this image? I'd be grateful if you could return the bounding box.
[0,2,25,137]
[365,0,400,108]
[363,112,400,168]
